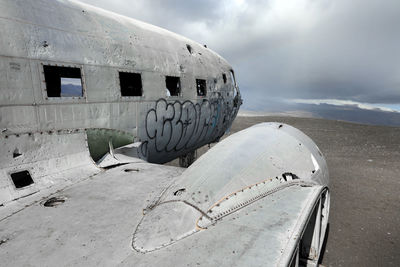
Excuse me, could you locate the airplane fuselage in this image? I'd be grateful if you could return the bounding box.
[0,0,241,164]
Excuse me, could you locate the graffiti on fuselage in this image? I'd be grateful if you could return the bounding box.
[143,93,239,162]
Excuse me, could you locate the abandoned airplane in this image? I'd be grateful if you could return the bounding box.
[0,0,330,266]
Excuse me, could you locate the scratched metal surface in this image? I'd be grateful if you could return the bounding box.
[0,161,322,267]
[0,1,330,265]
[131,122,328,257]
[0,122,329,266]
[0,130,100,209]
[0,0,241,207]
[0,0,240,164]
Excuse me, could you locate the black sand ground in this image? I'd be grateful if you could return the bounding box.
[169,116,400,266]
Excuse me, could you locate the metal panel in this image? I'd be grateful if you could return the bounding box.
[110,101,137,134]
[0,57,34,105]
[0,105,38,133]
[0,131,99,208]
[0,162,321,266]
[84,65,120,102]
[37,103,112,130]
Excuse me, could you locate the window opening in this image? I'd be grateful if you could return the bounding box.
[230,70,238,98]
[222,73,227,84]
[43,65,83,97]
[196,79,207,96]
[10,170,34,189]
[186,44,193,54]
[165,76,181,96]
[230,70,236,86]
[119,72,143,96]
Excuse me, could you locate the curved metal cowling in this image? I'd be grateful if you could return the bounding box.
[133,122,329,252]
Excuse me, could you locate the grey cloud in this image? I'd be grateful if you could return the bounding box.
[80,0,223,32]
[80,0,400,108]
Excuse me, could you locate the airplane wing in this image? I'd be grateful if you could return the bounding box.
[0,123,329,267]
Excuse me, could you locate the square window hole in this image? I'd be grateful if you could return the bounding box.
[165,76,181,96]
[10,170,34,189]
[119,72,143,96]
[196,79,207,96]
[43,65,83,97]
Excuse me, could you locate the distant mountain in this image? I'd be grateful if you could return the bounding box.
[298,103,400,127]
[61,84,82,97]
[240,102,400,127]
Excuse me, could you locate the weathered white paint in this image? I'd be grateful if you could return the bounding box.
[133,123,329,256]
[0,1,330,266]
[0,0,241,205]
[0,159,327,266]
[0,0,241,160]
[0,130,100,216]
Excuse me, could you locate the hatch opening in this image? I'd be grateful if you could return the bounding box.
[10,170,34,189]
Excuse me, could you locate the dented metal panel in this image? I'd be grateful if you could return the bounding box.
[0,120,329,266]
[0,1,330,266]
[0,130,99,211]
[0,160,326,266]
[0,0,240,162]
[132,122,329,255]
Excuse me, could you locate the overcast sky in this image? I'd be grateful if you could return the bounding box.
[80,0,400,111]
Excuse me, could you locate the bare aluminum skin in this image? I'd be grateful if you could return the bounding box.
[0,1,329,266]
[0,0,240,205]
[0,122,329,266]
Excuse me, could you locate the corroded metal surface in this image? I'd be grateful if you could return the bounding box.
[0,0,241,162]
[0,121,330,266]
[0,1,331,266]
[0,0,240,205]
[0,130,100,209]
[0,156,326,267]
[132,123,329,257]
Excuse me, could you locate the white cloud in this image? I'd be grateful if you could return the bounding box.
[290,99,400,113]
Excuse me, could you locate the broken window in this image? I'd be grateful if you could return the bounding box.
[119,72,143,96]
[196,79,207,96]
[165,76,181,96]
[10,170,34,189]
[222,73,227,84]
[43,65,83,97]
